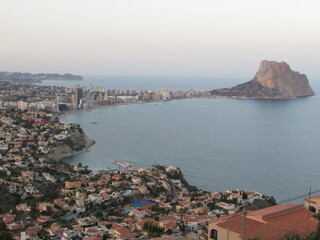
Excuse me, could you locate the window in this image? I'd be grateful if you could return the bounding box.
[309,206,316,213]
[210,229,218,240]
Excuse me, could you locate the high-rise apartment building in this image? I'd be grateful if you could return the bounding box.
[73,85,83,108]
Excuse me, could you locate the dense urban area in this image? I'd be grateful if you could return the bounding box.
[0,78,320,240]
[0,77,211,113]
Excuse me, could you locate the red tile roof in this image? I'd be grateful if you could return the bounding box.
[86,237,103,240]
[306,195,320,200]
[26,226,41,236]
[162,220,177,229]
[212,204,318,240]
[7,223,22,230]
[248,204,303,219]
[217,214,291,240]
[112,226,132,238]
[159,216,175,222]
[305,194,320,203]
[265,207,317,236]
[2,214,16,224]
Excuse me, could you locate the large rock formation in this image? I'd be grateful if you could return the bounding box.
[211,60,314,99]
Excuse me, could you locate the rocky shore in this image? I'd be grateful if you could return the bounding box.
[48,127,95,161]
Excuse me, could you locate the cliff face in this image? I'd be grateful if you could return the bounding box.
[254,60,314,97]
[211,60,314,99]
[48,128,94,161]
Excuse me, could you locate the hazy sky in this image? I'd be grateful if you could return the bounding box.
[1,0,319,78]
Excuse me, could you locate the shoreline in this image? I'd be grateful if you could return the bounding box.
[58,93,313,120]
[58,101,147,119]
[56,97,278,202]
[58,97,212,119]
[55,96,306,202]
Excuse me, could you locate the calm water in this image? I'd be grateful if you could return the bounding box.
[56,76,320,202]
[36,75,244,90]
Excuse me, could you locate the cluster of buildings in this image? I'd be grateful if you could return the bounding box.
[0,80,211,113]
[0,108,88,199]
[0,81,66,111]
[69,85,211,111]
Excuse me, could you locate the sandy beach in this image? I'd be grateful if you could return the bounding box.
[58,101,146,119]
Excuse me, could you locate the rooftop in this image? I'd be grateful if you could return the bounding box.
[248,204,304,219]
[211,204,318,240]
[131,199,158,208]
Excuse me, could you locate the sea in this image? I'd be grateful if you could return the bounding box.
[37,76,320,202]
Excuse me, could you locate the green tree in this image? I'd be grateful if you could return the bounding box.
[95,210,103,219]
[29,204,39,219]
[0,170,7,178]
[69,199,76,206]
[46,206,53,216]
[207,202,216,211]
[143,222,165,237]
[0,220,7,231]
[281,235,301,240]
[242,192,248,200]
[37,229,50,239]
[166,229,173,234]
[0,232,13,240]
[179,222,186,232]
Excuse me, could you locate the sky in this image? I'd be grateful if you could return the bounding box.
[0,0,319,78]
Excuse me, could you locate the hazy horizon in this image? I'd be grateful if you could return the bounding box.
[1,0,320,79]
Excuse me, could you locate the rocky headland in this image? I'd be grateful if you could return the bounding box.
[48,126,95,161]
[211,60,315,99]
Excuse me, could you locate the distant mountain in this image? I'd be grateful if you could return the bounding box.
[0,71,83,82]
[211,60,314,99]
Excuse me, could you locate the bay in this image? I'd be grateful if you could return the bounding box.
[56,76,320,202]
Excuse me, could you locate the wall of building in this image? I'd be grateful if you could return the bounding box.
[207,223,241,240]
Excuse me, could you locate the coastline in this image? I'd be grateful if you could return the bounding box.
[55,94,312,202]
[56,97,278,200]
[57,101,165,162]
[56,101,159,165]
[58,97,212,119]
[56,97,250,166]
[59,93,315,121]
[58,101,146,119]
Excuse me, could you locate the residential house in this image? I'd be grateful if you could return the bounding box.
[2,214,16,224]
[305,194,320,213]
[65,181,82,190]
[205,204,318,240]
[38,202,55,212]
[110,226,132,239]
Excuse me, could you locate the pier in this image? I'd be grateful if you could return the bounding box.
[113,160,141,172]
